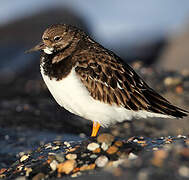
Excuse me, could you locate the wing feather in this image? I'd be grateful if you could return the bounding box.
[75,50,187,118]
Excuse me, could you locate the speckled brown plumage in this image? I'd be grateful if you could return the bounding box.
[75,48,187,117]
[28,24,188,118]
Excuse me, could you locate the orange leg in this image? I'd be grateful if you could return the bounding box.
[91,122,101,137]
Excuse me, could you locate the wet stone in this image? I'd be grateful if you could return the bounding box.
[50,160,58,171]
[55,153,65,162]
[66,153,77,160]
[79,164,96,171]
[20,155,30,162]
[97,133,115,144]
[87,142,100,151]
[107,146,118,154]
[101,142,109,151]
[3,135,189,179]
[57,159,76,175]
[95,155,109,167]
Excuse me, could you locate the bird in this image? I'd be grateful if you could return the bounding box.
[26,24,188,137]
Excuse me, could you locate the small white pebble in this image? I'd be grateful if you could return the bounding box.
[81,153,87,158]
[90,154,97,159]
[87,142,100,151]
[17,165,24,171]
[101,142,109,151]
[79,133,86,138]
[128,153,138,160]
[66,153,77,160]
[20,155,30,162]
[177,135,186,138]
[179,166,189,177]
[45,143,52,149]
[50,160,58,171]
[133,139,138,142]
[152,147,159,151]
[95,155,108,167]
[64,141,71,147]
[4,135,9,140]
[52,146,60,150]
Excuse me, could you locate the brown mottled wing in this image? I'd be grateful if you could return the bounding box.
[75,50,187,118]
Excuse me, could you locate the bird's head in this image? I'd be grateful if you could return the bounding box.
[26,24,80,55]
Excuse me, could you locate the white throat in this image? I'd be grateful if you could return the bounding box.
[43,47,54,54]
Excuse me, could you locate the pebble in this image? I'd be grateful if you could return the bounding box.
[164,77,182,86]
[87,142,100,151]
[50,160,59,171]
[95,155,109,167]
[55,153,65,162]
[178,166,189,177]
[97,133,115,144]
[64,141,71,147]
[93,147,101,153]
[20,155,30,162]
[66,153,77,160]
[128,153,138,160]
[45,143,52,149]
[107,146,118,154]
[57,160,76,174]
[101,142,109,151]
[151,150,168,167]
[114,141,123,147]
[90,154,97,159]
[80,164,96,171]
[52,146,60,150]
[24,167,32,177]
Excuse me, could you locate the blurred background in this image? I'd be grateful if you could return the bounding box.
[0,0,189,167]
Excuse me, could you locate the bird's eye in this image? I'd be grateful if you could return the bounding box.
[54,36,62,41]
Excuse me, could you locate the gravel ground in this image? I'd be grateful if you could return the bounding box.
[0,60,188,179]
[1,134,189,179]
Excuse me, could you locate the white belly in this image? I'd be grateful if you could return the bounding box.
[40,66,171,127]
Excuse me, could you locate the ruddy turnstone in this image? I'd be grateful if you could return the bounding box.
[27,24,188,137]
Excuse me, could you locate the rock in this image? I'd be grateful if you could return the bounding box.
[95,155,109,167]
[57,160,76,174]
[79,164,96,171]
[66,153,77,160]
[90,154,97,159]
[55,153,65,162]
[87,142,100,151]
[107,146,118,154]
[93,147,101,153]
[178,166,189,178]
[114,141,123,147]
[128,153,138,160]
[20,154,30,162]
[151,150,168,167]
[50,160,58,171]
[97,133,115,144]
[164,77,182,86]
[101,142,109,151]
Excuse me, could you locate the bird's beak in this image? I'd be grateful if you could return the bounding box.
[25,42,45,53]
